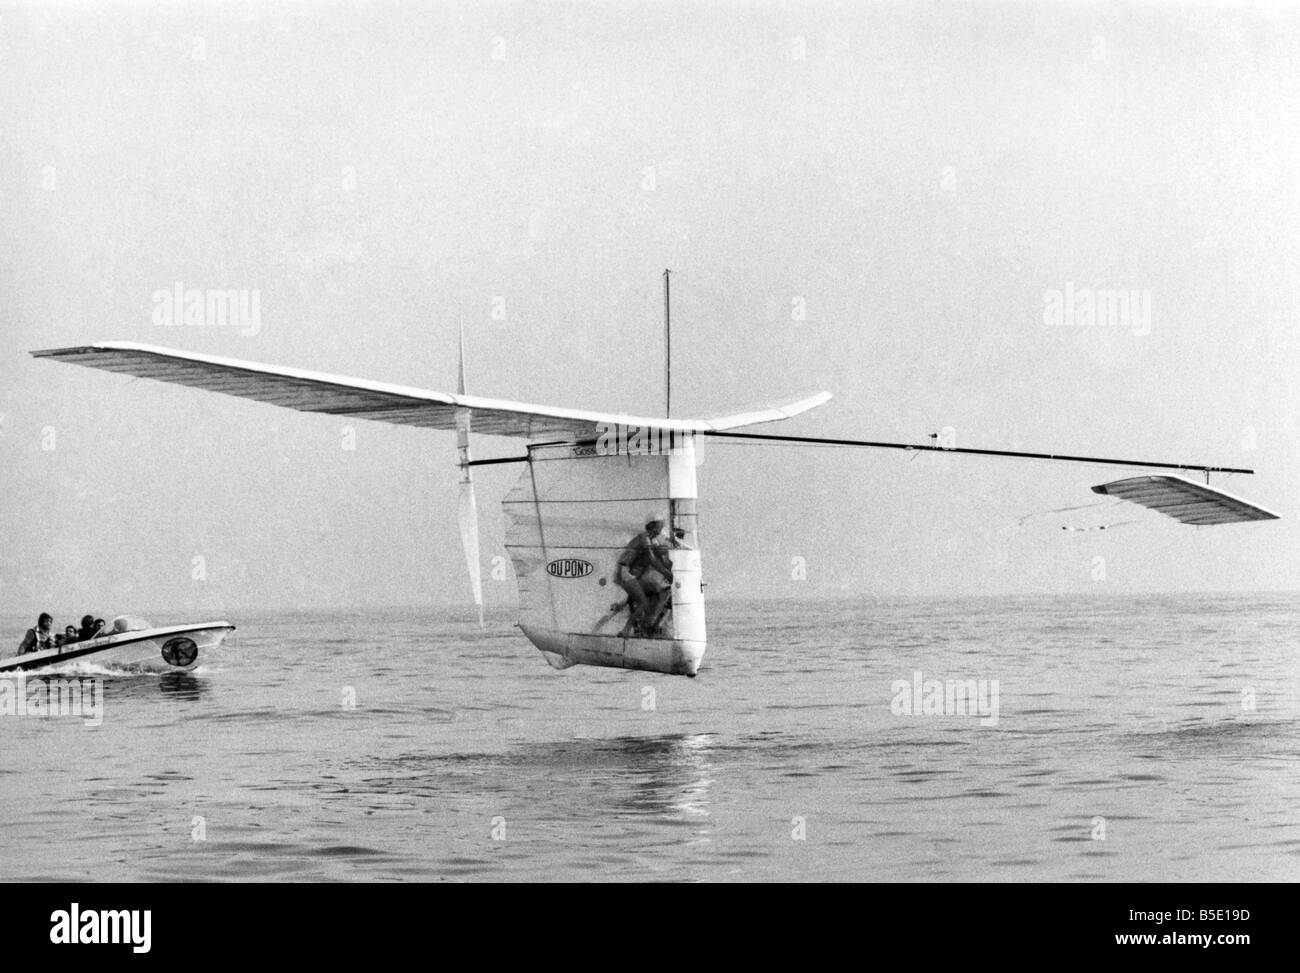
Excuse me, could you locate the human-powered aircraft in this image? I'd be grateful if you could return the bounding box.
[32,284,1278,677]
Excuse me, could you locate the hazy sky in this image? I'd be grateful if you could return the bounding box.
[1,1,1296,618]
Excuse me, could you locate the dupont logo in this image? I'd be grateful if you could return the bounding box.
[547,558,594,579]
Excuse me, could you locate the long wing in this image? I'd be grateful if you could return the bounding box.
[702,430,1277,526]
[1092,475,1280,525]
[702,429,1257,475]
[31,342,830,440]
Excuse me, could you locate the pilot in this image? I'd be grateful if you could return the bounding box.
[615,518,674,638]
[638,530,686,635]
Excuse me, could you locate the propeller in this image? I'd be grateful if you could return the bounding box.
[455,322,485,629]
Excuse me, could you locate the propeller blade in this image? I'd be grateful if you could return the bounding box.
[458,457,485,629]
[455,321,484,628]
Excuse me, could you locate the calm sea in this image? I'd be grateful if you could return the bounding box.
[2,594,1297,882]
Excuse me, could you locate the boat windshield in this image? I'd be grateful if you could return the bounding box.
[110,615,151,633]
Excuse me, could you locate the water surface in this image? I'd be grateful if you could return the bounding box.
[2,594,1297,881]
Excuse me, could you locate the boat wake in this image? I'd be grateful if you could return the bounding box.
[20,659,218,678]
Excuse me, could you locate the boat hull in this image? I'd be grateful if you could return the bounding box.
[0,623,235,674]
[520,625,706,677]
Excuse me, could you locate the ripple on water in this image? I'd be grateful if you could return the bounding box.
[3,597,1298,882]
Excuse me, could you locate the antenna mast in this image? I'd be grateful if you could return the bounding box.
[663,268,671,418]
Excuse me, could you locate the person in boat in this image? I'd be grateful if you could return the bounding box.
[17,613,56,655]
[57,624,78,647]
[77,615,102,641]
[616,518,674,638]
